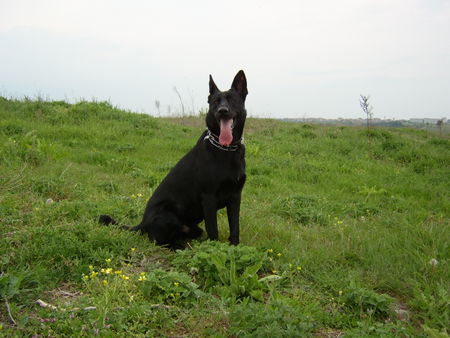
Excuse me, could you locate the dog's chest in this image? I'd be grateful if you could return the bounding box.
[214,157,246,196]
[198,151,246,195]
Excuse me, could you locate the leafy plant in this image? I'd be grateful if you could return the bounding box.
[344,321,409,337]
[229,300,316,337]
[173,241,270,301]
[210,250,266,301]
[141,269,203,304]
[0,272,28,325]
[2,132,50,166]
[343,285,394,320]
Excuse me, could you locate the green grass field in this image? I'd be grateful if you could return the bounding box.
[0,97,449,337]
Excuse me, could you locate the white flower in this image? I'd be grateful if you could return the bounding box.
[429,258,439,267]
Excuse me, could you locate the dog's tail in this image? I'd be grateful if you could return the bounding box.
[98,214,142,232]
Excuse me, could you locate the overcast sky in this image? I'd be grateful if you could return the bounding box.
[1,0,449,119]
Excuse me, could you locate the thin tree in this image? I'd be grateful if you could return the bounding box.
[154,100,161,116]
[188,88,196,115]
[173,86,185,116]
[360,94,374,130]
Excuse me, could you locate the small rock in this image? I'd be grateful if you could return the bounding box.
[395,309,410,321]
[83,306,97,311]
[36,299,57,310]
[46,198,54,204]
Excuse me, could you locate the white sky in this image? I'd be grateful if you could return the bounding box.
[1,0,449,119]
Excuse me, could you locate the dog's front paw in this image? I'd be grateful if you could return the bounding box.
[228,236,239,246]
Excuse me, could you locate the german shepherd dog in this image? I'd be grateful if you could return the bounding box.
[99,70,248,250]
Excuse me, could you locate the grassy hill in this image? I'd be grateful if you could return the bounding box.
[0,97,448,336]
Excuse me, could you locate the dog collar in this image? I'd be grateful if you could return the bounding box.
[204,129,243,152]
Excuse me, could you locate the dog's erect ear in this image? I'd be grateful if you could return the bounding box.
[209,75,219,95]
[231,70,248,100]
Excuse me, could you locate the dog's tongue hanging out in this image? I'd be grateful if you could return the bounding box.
[219,119,233,146]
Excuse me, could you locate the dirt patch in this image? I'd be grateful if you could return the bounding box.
[44,282,83,307]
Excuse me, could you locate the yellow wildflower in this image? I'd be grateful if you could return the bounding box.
[131,248,136,252]
[277,253,282,257]
[296,266,302,271]
[103,280,108,286]
[88,265,94,271]
[267,248,274,253]
[174,282,180,287]
[114,270,123,275]
[105,258,111,264]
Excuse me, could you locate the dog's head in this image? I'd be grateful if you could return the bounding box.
[206,70,247,146]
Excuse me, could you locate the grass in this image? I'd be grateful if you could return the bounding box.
[0,97,449,336]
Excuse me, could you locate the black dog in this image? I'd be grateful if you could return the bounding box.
[100,70,248,249]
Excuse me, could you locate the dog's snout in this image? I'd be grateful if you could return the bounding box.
[218,106,229,114]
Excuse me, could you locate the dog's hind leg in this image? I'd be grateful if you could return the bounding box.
[180,224,203,239]
[147,218,178,246]
[145,213,194,250]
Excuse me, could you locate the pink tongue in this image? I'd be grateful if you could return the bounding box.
[219,119,233,146]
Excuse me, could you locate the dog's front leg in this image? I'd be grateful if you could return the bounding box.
[202,194,219,240]
[226,193,241,245]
